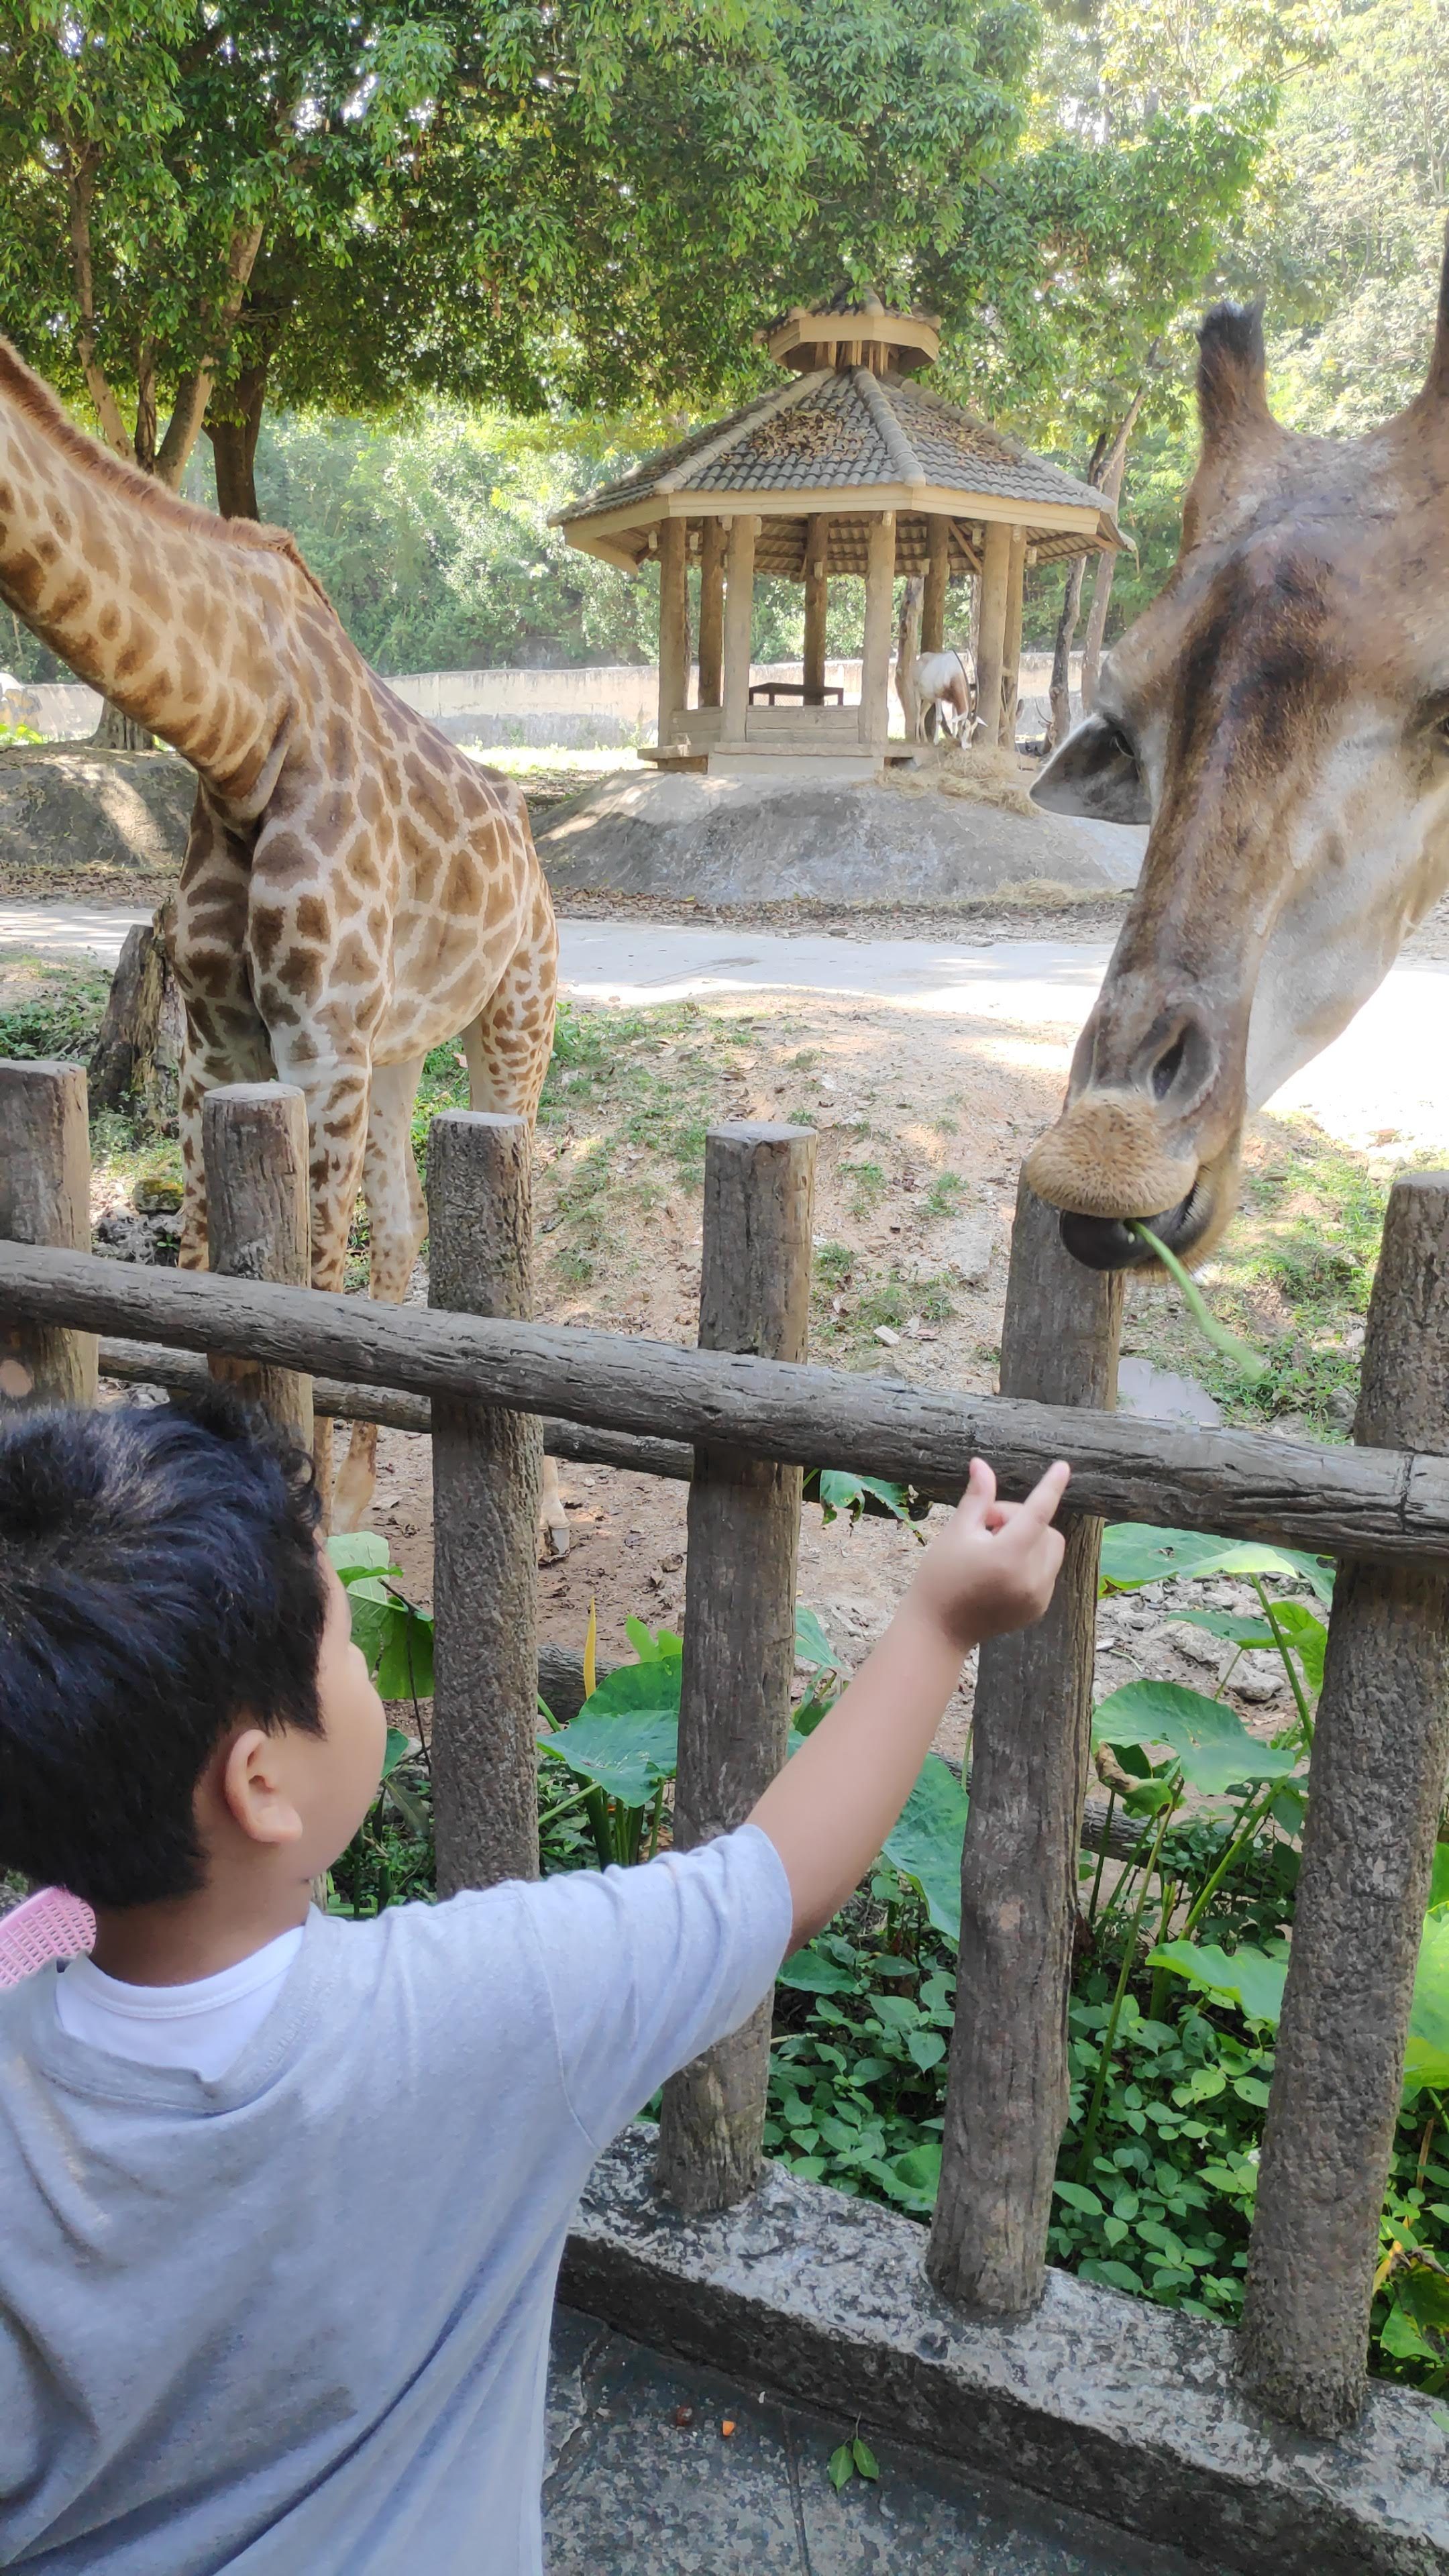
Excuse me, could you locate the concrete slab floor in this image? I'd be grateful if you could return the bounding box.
[544,2308,1219,2576]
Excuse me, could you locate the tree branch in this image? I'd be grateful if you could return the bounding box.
[59,138,134,462]
[154,219,266,490]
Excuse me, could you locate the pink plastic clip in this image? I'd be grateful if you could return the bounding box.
[0,1887,96,1990]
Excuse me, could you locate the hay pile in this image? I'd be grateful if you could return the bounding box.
[885,739,1039,820]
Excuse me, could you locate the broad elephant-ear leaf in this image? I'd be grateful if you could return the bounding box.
[882,1754,969,1941]
[1093,1679,1298,1795]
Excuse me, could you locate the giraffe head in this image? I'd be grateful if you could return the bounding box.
[1024,232,1449,1272]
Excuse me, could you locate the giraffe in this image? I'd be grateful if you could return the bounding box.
[0,337,569,1552]
[1022,231,1449,1275]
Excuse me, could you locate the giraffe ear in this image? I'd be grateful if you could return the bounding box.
[1197,301,1271,449]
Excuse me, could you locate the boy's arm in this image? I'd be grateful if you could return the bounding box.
[749,1456,1071,1949]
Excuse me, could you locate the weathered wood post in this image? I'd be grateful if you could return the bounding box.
[697,519,727,710]
[1240,1171,1449,2433]
[657,1120,816,2214]
[0,1060,97,1408]
[928,1177,1122,2312]
[428,1110,542,1895]
[201,1083,313,1446]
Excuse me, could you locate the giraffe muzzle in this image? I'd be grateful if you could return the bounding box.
[1057,1183,1210,1273]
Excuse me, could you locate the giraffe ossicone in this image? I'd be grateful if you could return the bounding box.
[0,338,568,1558]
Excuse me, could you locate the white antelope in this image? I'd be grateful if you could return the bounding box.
[894,575,977,743]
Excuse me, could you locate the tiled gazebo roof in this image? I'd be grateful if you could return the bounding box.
[554,365,1118,575]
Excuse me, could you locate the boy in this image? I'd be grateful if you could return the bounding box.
[0,1393,1069,2573]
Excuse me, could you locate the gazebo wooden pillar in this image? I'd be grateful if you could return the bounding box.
[859,513,896,751]
[803,513,830,706]
[977,522,1012,749]
[698,519,726,709]
[1000,527,1028,746]
[657,519,689,749]
[922,517,949,660]
[722,515,758,742]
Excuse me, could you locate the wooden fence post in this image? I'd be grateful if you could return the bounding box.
[1240,1171,1449,2433]
[0,1061,97,1408]
[928,1177,1122,2312]
[428,1111,541,1895]
[201,1083,313,1446]
[657,1120,816,2214]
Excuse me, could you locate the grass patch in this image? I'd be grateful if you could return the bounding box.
[841,1157,888,1220]
[923,1171,967,1221]
[0,959,111,1062]
[1123,1117,1432,1438]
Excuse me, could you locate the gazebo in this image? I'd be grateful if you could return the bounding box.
[553,289,1121,783]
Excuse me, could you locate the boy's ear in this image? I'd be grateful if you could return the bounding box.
[219,1729,305,1849]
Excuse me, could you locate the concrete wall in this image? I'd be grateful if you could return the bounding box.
[0,651,1079,748]
[1,659,863,751]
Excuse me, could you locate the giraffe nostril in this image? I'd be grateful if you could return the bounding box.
[1152,1034,1187,1102]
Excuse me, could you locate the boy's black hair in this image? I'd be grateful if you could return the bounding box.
[0,1392,327,1909]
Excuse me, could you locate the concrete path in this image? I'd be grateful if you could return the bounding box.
[4,896,1446,1152]
[545,2308,1212,2575]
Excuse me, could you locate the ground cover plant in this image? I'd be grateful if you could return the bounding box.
[327,1505,1449,2402]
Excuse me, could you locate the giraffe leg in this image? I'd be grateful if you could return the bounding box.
[332,1056,427,1534]
[463,885,568,1558]
[171,800,274,1271]
[258,1032,372,1515]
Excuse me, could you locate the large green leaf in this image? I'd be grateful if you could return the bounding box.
[1093,1679,1299,1796]
[810,1467,923,1529]
[1154,1916,1449,2094]
[1146,1939,1289,2025]
[345,1577,436,1701]
[538,1657,682,1807]
[794,1605,838,1672]
[883,1754,969,1942]
[1099,1524,1334,1603]
[777,1944,859,1994]
[1406,1911,1449,2094]
[327,1532,391,1582]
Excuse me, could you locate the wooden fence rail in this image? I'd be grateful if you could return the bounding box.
[3,1055,1449,2442]
[5,1238,1449,1564]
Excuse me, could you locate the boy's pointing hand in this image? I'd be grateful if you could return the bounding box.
[910,1456,1071,1654]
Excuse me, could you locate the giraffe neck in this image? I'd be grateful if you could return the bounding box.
[0,355,290,799]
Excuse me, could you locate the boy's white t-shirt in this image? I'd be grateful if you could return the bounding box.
[0,1825,793,2576]
[54,1926,305,2079]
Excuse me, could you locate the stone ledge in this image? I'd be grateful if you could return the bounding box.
[561,2128,1449,2576]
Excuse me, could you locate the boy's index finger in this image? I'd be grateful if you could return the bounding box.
[1020,1460,1072,1525]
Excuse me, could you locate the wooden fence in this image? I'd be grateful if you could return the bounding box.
[3,1058,1448,2444]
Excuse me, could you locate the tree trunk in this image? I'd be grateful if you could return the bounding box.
[1049,434,1108,747]
[88,901,178,1117]
[1080,390,1148,714]
[208,362,268,520]
[90,702,156,751]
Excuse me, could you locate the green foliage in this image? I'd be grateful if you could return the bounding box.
[1093,1679,1299,1798]
[327,1534,435,1706]
[804,1468,927,1532]
[828,2434,879,2491]
[0,962,111,1065]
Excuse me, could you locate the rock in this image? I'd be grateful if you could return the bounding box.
[1235,1658,1287,1705]
[94,1208,180,1267]
[133,1173,183,1214]
[1324,1385,1358,1430]
[1172,1627,1224,1672]
[873,1324,901,1346]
